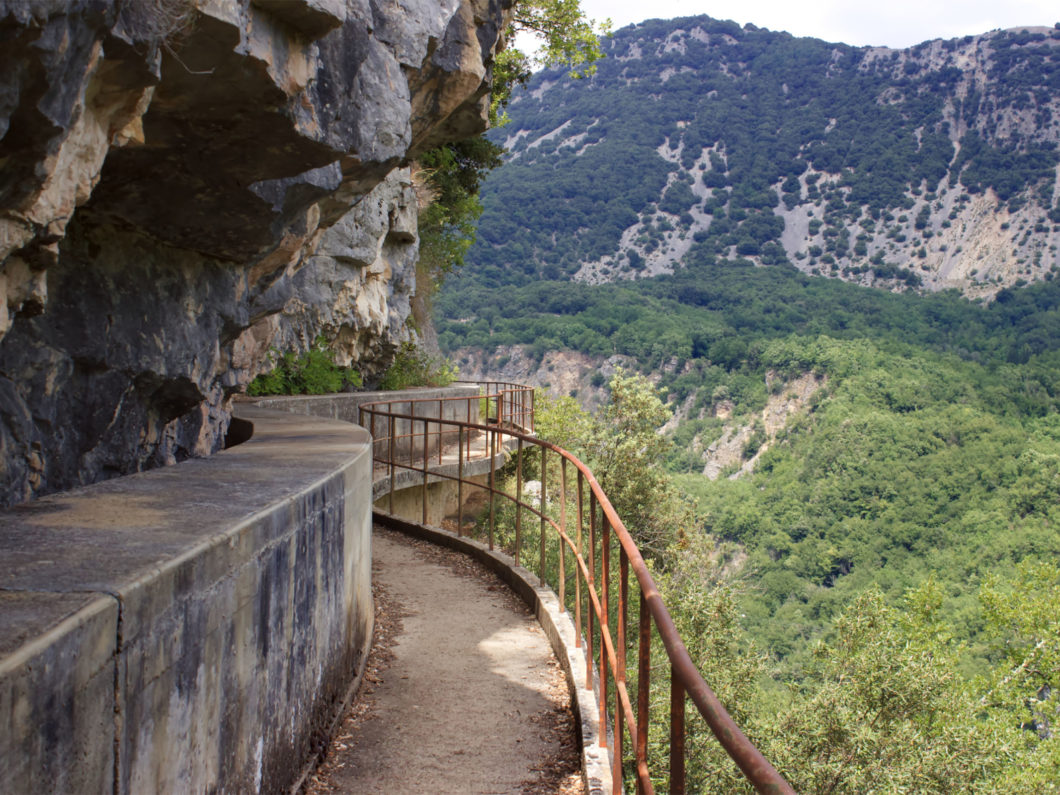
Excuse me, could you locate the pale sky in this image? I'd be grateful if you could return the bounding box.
[522,1,1058,53]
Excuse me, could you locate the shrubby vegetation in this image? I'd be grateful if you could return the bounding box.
[414,1,610,291]
[520,371,1060,792]
[440,257,1060,383]
[441,248,1060,788]
[442,261,1060,664]
[533,369,698,555]
[676,336,1060,677]
[416,137,506,289]
[461,16,1060,281]
[247,337,361,395]
[246,339,458,394]
[377,342,458,391]
[482,372,1059,791]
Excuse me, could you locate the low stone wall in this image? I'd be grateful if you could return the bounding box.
[0,407,373,794]
[256,385,497,528]
[255,385,482,462]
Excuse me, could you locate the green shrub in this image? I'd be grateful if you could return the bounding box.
[247,337,361,396]
[377,343,458,390]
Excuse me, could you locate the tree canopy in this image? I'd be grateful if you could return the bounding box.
[415,0,611,290]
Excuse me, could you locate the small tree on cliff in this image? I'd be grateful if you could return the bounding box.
[416,0,609,284]
[534,369,697,555]
[491,0,611,124]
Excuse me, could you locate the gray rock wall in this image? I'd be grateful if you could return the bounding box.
[0,0,512,506]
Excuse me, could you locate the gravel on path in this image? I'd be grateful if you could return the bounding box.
[305,526,585,795]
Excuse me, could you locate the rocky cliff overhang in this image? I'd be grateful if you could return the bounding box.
[0,0,514,506]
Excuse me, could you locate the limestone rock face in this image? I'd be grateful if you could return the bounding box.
[0,0,512,505]
[271,167,421,379]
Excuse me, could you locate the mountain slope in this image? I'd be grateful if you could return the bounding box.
[467,17,1060,296]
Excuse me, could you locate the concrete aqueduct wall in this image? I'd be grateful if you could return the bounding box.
[256,384,483,461]
[0,407,373,794]
[256,385,498,527]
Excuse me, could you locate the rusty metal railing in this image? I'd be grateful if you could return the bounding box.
[358,383,793,795]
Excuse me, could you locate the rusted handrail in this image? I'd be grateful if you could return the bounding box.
[358,383,792,795]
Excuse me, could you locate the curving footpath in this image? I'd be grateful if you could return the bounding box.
[306,526,584,794]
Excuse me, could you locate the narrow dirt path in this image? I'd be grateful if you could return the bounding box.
[306,526,585,794]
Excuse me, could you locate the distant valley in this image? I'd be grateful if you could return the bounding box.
[436,16,1060,683]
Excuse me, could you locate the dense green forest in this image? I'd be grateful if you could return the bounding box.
[518,368,1059,792]
[441,257,1060,378]
[441,258,1060,788]
[442,253,1060,658]
[461,16,1060,289]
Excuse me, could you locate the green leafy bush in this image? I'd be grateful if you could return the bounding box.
[377,343,458,390]
[247,337,361,396]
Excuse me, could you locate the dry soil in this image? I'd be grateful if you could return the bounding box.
[305,526,585,794]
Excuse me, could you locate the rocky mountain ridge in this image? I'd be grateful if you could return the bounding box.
[467,16,1060,297]
[0,0,512,505]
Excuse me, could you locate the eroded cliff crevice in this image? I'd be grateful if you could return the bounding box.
[0,0,512,505]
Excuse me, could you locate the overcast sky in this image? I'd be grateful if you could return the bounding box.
[525,1,1058,53]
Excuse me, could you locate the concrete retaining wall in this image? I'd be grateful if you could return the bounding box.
[258,386,499,529]
[255,385,482,462]
[377,472,490,526]
[0,407,373,794]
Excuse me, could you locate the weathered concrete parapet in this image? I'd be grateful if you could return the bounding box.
[251,385,498,524]
[0,407,373,794]
[252,383,482,456]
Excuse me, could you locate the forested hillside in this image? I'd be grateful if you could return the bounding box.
[453,266,1060,788]
[444,251,1060,662]
[436,16,1060,789]
[461,16,1060,295]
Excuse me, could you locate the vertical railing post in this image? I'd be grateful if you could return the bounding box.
[671,672,686,795]
[587,492,597,690]
[388,413,395,515]
[559,458,567,612]
[637,591,651,795]
[457,420,464,536]
[600,513,610,749]
[539,446,547,584]
[515,438,524,562]
[615,688,624,795]
[438,398,443,465]
[616,545,629,794]
[421,417,429,525]
[602,510,611,633]
[619,547,629,680]
[488,421,496,551]
[575,471,584,648]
